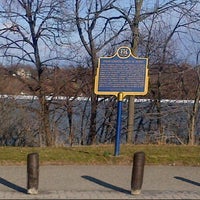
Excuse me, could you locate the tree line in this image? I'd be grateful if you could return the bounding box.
[0,0,199,146]
[0,63,198,100]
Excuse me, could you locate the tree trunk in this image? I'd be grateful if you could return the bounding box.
[127,0,143,144]
[127,96,135,143]
[67,104,73,146]
[39,96,54,146]
[87,79,97,145]
[188,83,200,145]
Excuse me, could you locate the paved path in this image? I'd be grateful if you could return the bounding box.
[0,165,199,199]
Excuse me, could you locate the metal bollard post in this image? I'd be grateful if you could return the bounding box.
[27,153,39,194]
[131,151,145,195]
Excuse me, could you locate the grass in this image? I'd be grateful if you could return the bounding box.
[0,144,199,166]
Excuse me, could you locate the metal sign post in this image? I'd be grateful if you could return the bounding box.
[114,92,123,156]
[94,46,149,156]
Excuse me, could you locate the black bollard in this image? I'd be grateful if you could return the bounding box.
[131,151,145,195]
[27,153,39,194]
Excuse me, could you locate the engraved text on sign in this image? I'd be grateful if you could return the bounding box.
[98,56,146,92]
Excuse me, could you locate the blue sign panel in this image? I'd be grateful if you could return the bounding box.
[95,47,149,97]
[98,56,146,92]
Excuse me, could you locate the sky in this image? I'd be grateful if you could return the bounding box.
[0,0,199,67]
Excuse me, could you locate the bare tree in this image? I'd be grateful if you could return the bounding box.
[0,0,73,146]
[75,0,127,144]
[188,52,200,145]
[114,0,200,144]
[152,1,200,145]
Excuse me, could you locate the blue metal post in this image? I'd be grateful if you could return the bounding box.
[114,93,123,156]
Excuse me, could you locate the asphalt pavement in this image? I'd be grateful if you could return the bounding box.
[0,165,199,199]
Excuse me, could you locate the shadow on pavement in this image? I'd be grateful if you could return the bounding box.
[0,177,27,193]
[174,176,200,187]
[82,175,130,194]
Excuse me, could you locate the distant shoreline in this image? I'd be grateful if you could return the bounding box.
[0,94,196,103]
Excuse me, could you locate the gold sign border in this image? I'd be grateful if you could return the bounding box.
[94,46,149,98]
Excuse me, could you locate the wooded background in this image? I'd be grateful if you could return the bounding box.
[0,0,199,146]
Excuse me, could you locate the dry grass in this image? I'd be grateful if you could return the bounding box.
[0,144,199,166]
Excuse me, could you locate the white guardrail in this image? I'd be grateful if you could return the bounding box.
[0,94,195,103]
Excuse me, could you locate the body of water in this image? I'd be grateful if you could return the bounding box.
[0,95,199,146]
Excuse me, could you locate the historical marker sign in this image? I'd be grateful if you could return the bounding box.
[94,47,149,156]
[94,46,149,97]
